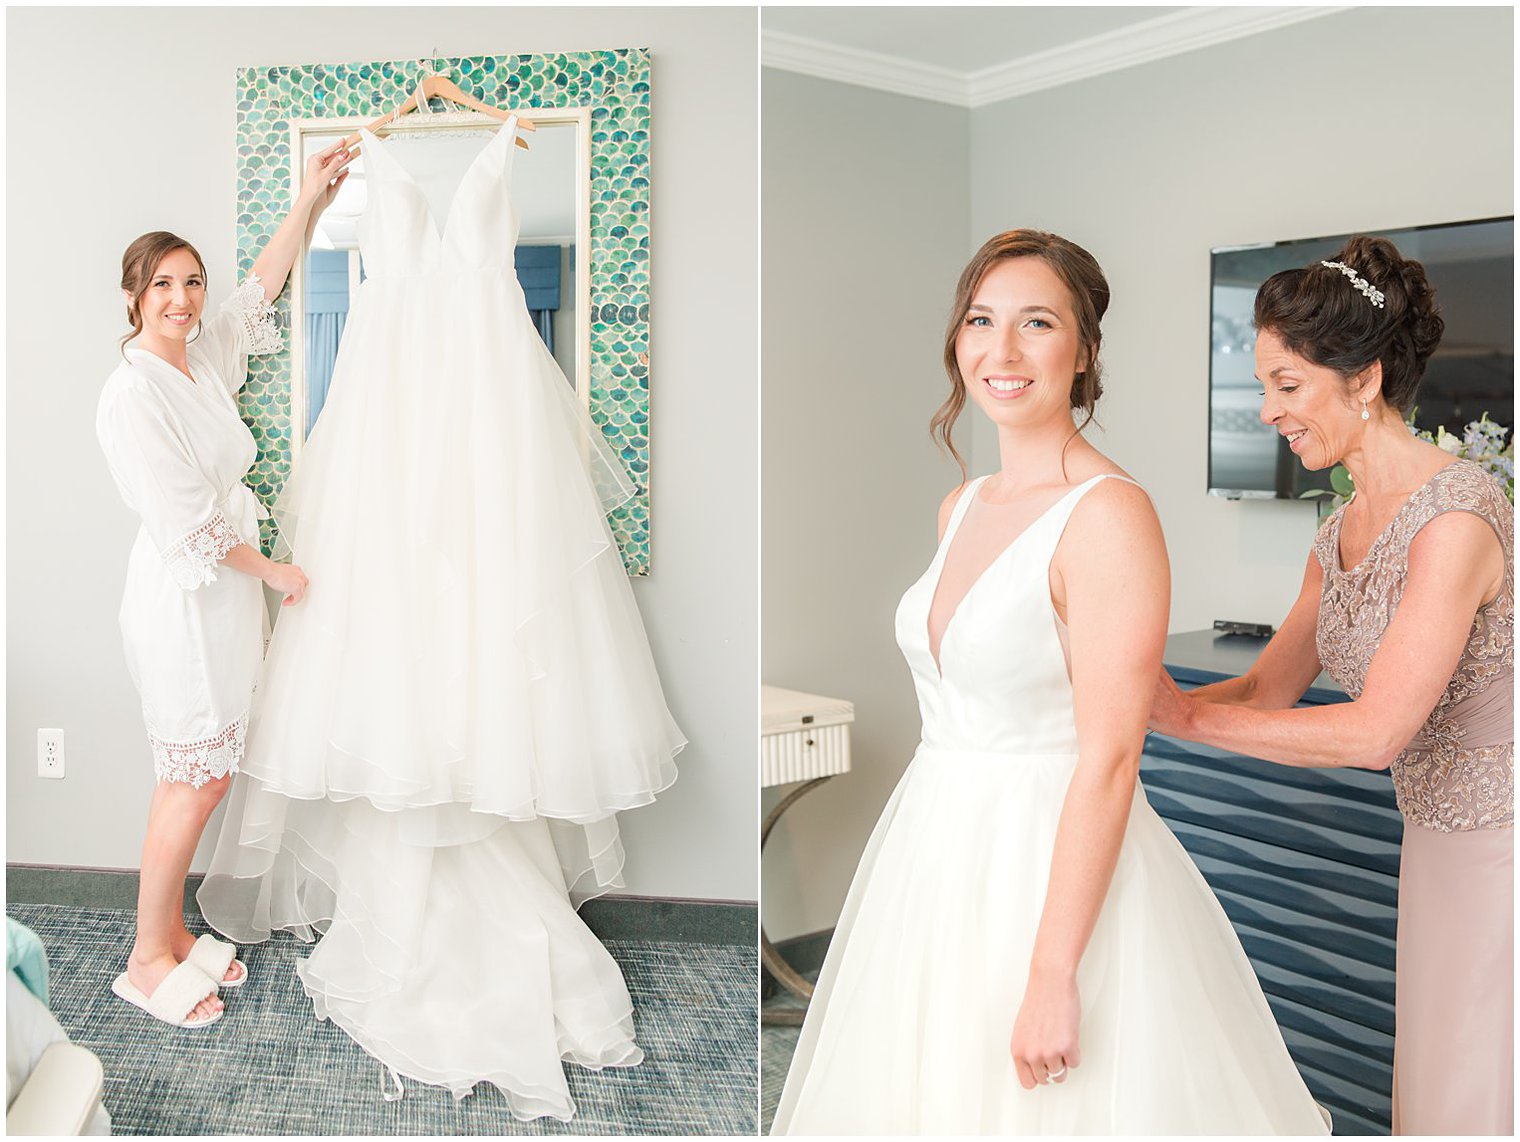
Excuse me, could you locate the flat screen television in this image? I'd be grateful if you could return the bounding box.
[1208,216,1513,499]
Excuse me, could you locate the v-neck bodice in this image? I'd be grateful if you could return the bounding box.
[894,474,1133,754]
[357,118,520,278]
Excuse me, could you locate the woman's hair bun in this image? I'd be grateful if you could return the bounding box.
[1253,233,1444,413]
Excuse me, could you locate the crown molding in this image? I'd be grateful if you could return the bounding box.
[760,28,969,107]
[968,7,1351,107]
[762,7,1351,110]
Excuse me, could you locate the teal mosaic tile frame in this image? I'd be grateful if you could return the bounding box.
[234,49,653,574]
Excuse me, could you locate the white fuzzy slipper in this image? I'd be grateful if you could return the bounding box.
[111,961,222,1028]
[185,933,246,989]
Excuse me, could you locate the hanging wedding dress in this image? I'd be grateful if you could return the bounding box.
[198,111,684,1121]
[773,475,1329,1134]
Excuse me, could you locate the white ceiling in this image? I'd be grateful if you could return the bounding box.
[762,6,1349,107]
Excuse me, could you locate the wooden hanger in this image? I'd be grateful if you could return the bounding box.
[342,71,536,154]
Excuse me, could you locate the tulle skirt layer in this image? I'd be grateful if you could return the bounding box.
[256,272,684,852]
[772,746,1330,1135]
[198,270,683,1116]
[199,782,641,1119]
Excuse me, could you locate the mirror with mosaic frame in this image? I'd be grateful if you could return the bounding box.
[233,49,654,573]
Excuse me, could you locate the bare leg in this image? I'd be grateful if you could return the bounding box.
[127,774,231,1022]
[165,859,243,985]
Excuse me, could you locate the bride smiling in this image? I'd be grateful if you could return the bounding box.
[772,229,1330,1134]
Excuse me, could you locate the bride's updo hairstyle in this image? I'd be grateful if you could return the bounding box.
[933,229,1111,480]
[1253,235,1444,414]
[119,231,208,357]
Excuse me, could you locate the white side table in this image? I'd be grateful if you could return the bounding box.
[760,684,854,1025]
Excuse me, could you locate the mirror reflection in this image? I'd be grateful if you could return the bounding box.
[292,114,585,442]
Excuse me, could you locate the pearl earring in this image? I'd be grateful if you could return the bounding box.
[1361,399,1370,422]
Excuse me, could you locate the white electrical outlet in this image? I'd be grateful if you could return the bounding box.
[37,729,65,779]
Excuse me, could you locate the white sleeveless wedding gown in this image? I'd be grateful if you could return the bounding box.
[198,115,685,1121]
[773,474,1329,1134]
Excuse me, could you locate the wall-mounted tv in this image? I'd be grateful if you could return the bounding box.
[1209,216,1513,500]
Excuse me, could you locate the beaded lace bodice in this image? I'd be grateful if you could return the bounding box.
[1314,460,1514,831]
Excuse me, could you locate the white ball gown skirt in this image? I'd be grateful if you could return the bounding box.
[772,748,1333,1134]
[774,474,1330,1135]
[197,266,685,1121]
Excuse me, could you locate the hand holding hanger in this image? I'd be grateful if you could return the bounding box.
[302,140,354,214]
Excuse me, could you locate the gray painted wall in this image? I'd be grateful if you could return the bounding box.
[6,7,758,902]
[760,69,970,939]
[763,6,1513,940]
[966,5,1514,633]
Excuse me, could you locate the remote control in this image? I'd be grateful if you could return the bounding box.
[1213,620,1275,638]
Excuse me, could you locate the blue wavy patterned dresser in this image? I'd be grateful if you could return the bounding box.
[1147,631,1400,1136]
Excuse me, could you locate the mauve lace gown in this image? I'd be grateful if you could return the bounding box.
[1315,459,1513,1136]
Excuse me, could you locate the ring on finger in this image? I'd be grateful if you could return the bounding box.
[1048,1065,1067,1081]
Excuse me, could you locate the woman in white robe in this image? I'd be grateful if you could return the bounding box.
[95,142,351,1027]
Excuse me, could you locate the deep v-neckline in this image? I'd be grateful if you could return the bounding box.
[925,476,1099,679]
[359,119,516,246]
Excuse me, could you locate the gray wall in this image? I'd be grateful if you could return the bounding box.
[762,5,1513,940]
[761,69,970,939]
[967,5,1514,632]
[6,7,758,903]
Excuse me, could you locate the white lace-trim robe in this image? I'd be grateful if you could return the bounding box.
[96,276,281,787]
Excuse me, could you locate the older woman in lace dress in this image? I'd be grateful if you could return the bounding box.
[1150,236,1511,1136]
[95,142,351,1028]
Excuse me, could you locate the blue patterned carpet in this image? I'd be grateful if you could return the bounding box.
[9,904,757,1136]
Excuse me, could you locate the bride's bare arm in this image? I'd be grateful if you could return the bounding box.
[249,143,353,302]
[220,543,309,606]
[1008,479,1168,1090]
